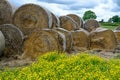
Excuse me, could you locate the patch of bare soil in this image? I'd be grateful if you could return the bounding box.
[0,54,35,69]
[88,50,120,59]
[0,50,120,69]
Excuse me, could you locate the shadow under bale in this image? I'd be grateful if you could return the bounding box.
[59,16,78,31]
[89,27,117,51]
[22,29,62,60]
[83,19,100,32]
[13,3,53,36]
[67,14,83,28]
[0,24,24,57]
[71,29,89,52]
[0,0,13,24]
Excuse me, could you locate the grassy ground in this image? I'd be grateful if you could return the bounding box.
[101,25,118,30]
[100,22,120,30]
[0,52,120,80]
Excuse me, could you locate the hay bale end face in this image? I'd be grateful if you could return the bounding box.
[13,4,53,36]
[84,19,100,32]
[114,30,120,44]
[53,28,73,53]
[71,29,89,52]
[115,26,120,30]
[22,29,62,59]
[67,14,83,28]
[59,16,78,31]
[0,0,12,24]
[0,24,24,56]
[89,28,117,51]
[0,31,5,56]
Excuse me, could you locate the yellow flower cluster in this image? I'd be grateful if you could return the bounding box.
[0,52,120,80]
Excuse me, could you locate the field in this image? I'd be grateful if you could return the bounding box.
[0,52,120,80]
[100,22,120,30]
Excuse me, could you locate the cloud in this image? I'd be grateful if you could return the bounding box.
[40,0,75,4]
[8,0,120,21]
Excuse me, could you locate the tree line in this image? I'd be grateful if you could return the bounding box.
[83,10,120,23]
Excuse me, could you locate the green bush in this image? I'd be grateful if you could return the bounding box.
[0,52,120,80]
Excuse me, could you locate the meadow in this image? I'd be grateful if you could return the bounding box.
[100,22,120,30]
[0,52,120,80]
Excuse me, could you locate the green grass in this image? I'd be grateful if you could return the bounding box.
[0,52,120,80]
[100,22,120,30]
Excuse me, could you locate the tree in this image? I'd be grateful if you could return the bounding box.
[111,15,120,22]
[83,10,97,21]
[108,18,112,23]
[99,19,104,23]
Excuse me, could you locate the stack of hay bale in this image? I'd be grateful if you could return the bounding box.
[0,0,118,60]
[83,19,117,51]
[113,27,120,51]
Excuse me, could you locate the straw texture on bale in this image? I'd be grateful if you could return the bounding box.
[22,29,62,59]
[59,16,78,31]
[0,31,5,56]
[67,14,83,28]
[89,27,116,51]
[71,29,89,52]
[0,24,24,56]
[51,12,60,28]
[114,30,120,44]
[115,26,120,30]
[53,28,73,53]
[84,19,100,32]
[0,0,12,24]
[13,4,52,36]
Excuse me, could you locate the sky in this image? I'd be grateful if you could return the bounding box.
[8,0,120,21]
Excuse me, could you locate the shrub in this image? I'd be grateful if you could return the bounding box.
[0,52,120,80]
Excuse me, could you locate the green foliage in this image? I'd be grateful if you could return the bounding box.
[83,10,97,21]
[115,54,120,59]
[111,15,120,23]
[0,52,120,80]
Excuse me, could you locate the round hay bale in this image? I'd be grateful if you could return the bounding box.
[71,29,89,52]
[115,26,120,30]
[59,16,78,31]
[0,31,5,56]
[84,19,100,32]
[114,30,120,51]
[114,30,120,44]
[89,27,117,51]
[13,3,53,36]
[0,24,24,56]
[0,0,12,24]
[53,28,73,53]
[22,29,62,59]
[67,14,83,28]
[51,12,60,28]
